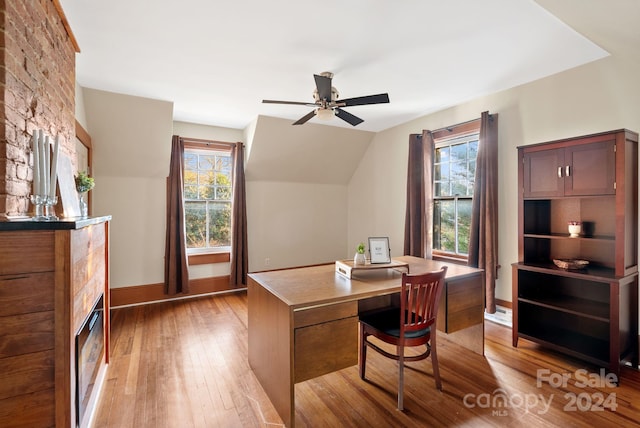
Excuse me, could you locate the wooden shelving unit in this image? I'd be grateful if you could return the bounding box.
[512,129,639,378]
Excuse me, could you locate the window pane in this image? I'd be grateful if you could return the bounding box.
[185,201,207,248]
[468,140,479,158]
[208,202,231,247]
[451,161,466,181]
[435,162,449,182]
[215,171,232,188]
[184,153,198,171]
[433,200,456,253]
[469,160,476,180]
[457,199,472,255]
[198,154,216,170]
[184,185,198,199]
[216,186,232,200]
[451,180,468,196]
[216,156,232,174]
[436,181,451,197]
[451,143,467,162]
[197,171,214,199]
[184,170,197,186]
[435,146,449,162]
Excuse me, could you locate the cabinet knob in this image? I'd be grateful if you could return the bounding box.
[557,166,563,178]
[565,165,571,177]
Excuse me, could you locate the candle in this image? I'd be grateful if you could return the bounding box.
[38,129,49,197]
[49,135,59,199]
[38,130,47,196]
[32,131,40,197]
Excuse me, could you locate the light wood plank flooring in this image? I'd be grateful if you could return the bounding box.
[94,291,640,427]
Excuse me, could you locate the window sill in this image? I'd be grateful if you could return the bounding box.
[431,252,469,266]
[188,252,230,266]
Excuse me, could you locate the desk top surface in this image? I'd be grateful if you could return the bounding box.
[248,256,483,309]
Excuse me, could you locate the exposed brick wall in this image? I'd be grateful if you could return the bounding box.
[1,0,76,216]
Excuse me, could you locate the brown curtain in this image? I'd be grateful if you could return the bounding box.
[165,135,189,294]
[468,112,499,313]
[230,142,248,286]
[404,130,434,258]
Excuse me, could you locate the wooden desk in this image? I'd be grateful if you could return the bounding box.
[248,256,484,427]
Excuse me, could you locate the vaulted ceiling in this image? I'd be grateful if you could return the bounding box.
[60,0,638,184]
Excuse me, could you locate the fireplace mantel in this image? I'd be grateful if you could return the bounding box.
[0,217,111,427]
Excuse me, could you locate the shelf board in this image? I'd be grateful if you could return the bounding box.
[518,328,610,366]
[518,297,610,322]
[523,233,614,242]
[513,262,619,282]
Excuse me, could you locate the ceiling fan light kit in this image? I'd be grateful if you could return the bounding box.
[316,108,335,121]
[262,71,389,126]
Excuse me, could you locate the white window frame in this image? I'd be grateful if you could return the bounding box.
[183,146,232,255]
[432,132,479,259]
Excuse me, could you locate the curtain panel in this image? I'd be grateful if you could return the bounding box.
[230,142,248,286]
[165,135,190,295]
[468,111,499,313]
[403,130,434,258]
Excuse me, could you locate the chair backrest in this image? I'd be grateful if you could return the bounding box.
[399,266,448,335]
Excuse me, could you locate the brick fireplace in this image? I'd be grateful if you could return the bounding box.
[0,0,78,216]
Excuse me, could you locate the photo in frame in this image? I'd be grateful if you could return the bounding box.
[368,236,391,264]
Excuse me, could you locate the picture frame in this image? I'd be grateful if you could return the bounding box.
[368,236,391,264]
[57,152,80,217]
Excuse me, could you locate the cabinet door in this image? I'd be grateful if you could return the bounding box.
[564,140,615,196]
[523,148,564,198]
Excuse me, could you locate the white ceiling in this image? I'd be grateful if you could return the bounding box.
[60,0,609,133]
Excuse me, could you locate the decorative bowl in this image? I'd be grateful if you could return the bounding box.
[553,259,589,270]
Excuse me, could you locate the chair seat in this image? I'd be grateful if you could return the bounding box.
[360,308,430,339]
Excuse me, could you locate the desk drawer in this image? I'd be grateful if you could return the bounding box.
[294,301,357,328]
[294,316,358,383]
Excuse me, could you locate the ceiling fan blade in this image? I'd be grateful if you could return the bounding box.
[314,74,332,101]
[335,108,364,126]
[338,93,390,107]
[292,110,316,125]
[263,99,317,106]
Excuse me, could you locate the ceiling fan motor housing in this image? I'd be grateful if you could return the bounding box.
[313,86,339,104]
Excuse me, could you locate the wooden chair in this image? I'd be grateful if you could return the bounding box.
[358,266,448,410]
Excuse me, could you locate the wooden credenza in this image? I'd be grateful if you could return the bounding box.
[0,216,111,427]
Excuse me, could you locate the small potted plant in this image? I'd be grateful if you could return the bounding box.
[74,171,94,218]
[354,242,366,265]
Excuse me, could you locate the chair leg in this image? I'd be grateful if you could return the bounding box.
[359,324,367,380]
[397,345,404,411]
[431,334,442,391]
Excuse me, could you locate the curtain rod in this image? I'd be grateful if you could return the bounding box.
[179,137,243,148]
[418,114,493,136]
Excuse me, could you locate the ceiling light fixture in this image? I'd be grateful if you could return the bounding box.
[316,108,334,121]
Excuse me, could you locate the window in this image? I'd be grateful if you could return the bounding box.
[433,132,479,258]
[183,147,232,252]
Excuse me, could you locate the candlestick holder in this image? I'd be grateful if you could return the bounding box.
[44,196,58,220]
[30,195,58,221]
[30,195,46,220]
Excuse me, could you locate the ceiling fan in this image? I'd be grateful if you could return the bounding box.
[262,72,390,126]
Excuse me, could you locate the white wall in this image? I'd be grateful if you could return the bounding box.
[248,181,348,271]
[348,54,640,303]
[82,88,174,289]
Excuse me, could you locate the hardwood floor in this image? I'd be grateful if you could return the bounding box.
[94,291,640,427]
